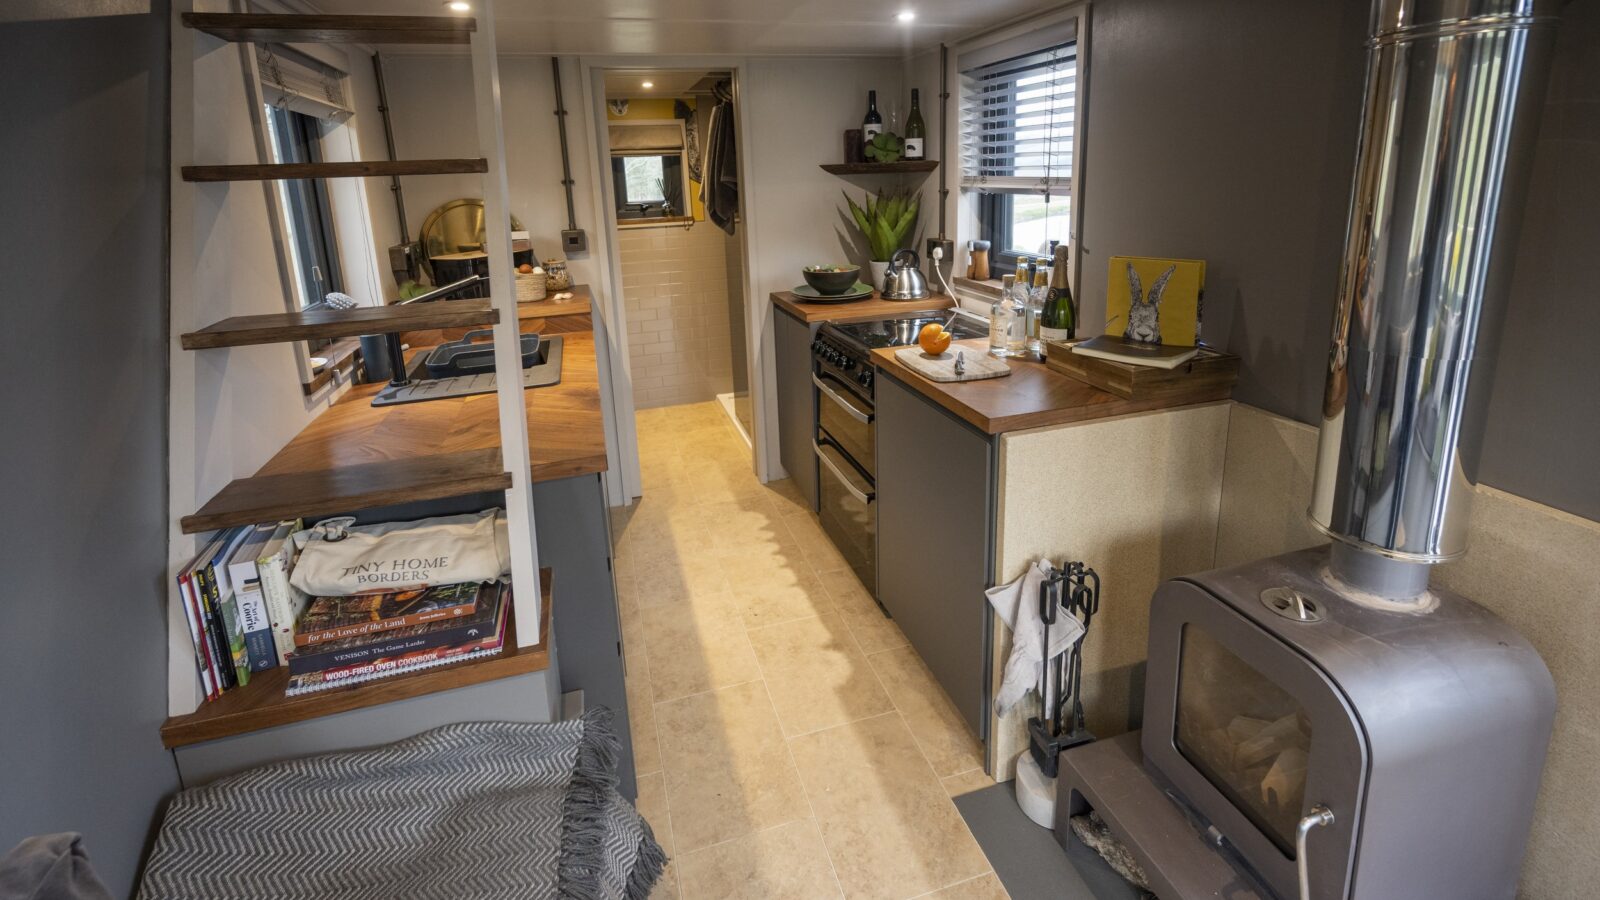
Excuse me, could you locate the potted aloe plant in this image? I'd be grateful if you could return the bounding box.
[843,189,920,289]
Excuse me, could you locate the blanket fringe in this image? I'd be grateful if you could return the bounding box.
[624,824,669,900]
[558,707,622,899]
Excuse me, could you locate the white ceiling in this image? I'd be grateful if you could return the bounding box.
[314,0,1060,56]
[601,69,724,98]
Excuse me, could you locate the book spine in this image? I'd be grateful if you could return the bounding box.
[292,601,480,647]
[288,615,490,675]
[194,564,236,691]
[178,573,217,701]
[284,644,504,697]
[258,551,296,666]
[236,586,277,672]
[207,561,251,687]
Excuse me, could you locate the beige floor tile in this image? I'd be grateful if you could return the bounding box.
[637,772,681,900]
[822,568,911,655]
[677,819,844,900]
[749,613,894,737]
[656,680,812,852]
[728,561,835,629]
[649,864,681,900]
[640,592,760,702]
[940,769,994,799]
[785,516,856,572]
[921,872,1009,899]
[790,713,990,900]
[868,646,985,777]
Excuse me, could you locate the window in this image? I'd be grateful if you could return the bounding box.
[611,153,687,218]
[264,104,342,308]
[962,39,1077,278]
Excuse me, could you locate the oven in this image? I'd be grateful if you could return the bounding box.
[810,311,988,597]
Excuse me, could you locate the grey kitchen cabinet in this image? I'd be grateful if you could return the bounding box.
[875,370,996,738]
[774,307,818,511]
[534,473,634,800]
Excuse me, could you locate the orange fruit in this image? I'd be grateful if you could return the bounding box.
[918,322,952,355]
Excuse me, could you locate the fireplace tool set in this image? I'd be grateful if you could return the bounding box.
[1030,560,1100,778]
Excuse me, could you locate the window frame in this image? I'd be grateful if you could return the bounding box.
[952,4,1088,303]
[265,104,344,310]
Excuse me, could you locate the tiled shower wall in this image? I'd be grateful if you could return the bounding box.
[619,223,734,409]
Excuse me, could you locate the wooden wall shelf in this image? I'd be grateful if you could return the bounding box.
[182,299,501,350]
[182,159,488,183]
[161,570,552,748]
[182,13,476,45]
[181,449,511,535]
[820,160,940,176]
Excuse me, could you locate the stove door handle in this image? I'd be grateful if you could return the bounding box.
[813,373,873,424]
[814,440,874,505]
[1295,805,1335,900]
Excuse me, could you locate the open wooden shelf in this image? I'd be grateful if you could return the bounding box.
[183,159,488,183]
[181,448,511,535]
[182,13,476,45]
[182,299,501,350]
[162,570,552,748]
[820,160,940,176]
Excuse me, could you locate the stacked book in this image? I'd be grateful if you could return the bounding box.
[177,521,513,702]
[284,581,511,697]
[177,521,309,701]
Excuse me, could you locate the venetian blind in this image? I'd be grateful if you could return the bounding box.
[960,40,1077,196]
[257,44,352,121]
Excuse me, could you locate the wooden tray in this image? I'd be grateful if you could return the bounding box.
[1044,340,1239,401]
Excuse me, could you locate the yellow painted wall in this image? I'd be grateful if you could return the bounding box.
[607,96,705,221]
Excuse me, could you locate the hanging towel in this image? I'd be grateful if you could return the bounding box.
[986,561,1086,717]
[701,83,739,235]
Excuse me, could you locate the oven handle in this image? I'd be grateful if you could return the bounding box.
[812,372,874,424]
[814,439,874,505]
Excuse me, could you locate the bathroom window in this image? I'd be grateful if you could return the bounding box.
[611,152,687,219]
[960,33,1078,279]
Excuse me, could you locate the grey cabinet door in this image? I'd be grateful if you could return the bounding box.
[773,309,818,511]
[875,372,994,738]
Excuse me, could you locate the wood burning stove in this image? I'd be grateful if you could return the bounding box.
[1052,0,1564,896]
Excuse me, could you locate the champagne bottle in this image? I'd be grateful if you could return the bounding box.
[1041,245,1076,343]
[904,89,926,160]
[863,90,883,147]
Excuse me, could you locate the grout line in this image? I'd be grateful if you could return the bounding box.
[759,670,850,899]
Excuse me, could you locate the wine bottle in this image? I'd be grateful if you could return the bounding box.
[1041,245,1076,343]
[904,89,926,160]
[863,90,883,147]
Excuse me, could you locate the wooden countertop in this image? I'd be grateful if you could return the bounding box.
[872,338,1225,435]
[772,290,954,325]
[258,329,607,484]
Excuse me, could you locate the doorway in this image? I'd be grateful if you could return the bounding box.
[598,68,753,450]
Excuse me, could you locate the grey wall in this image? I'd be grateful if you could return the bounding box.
[0,6,179,897]
[1078,0,1599,522]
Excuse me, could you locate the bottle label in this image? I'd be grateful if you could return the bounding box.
[904,138,924,159]
[864,124,883,142]
[1040,326,1074,343]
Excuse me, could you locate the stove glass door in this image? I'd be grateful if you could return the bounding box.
[814,371,874,479]
[814,434,875,594]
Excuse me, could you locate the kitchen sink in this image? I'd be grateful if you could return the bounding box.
[371,334,564,407]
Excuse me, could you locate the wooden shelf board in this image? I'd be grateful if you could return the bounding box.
[183,299,502,350]
[162,570,552,749]
[820,160,940,175]
[182,13,476,45]
[183,159,487,183]
[181,448,511,535]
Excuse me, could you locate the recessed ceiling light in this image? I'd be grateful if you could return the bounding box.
[896,10,915,23]
[445,1,470,11]
[641,81,654,89]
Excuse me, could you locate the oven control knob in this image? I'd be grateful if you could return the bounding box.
[858,370,873,388]
[841,357,856,370]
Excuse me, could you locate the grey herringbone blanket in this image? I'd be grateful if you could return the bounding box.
[140,709,664,900]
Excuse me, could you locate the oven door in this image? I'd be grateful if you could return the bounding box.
[813,371,875,480]
[814,433,875,595]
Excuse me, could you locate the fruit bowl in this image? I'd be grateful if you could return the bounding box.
[802,264,861,296]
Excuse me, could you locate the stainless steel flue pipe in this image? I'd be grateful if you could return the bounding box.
[1310,0,1559,590]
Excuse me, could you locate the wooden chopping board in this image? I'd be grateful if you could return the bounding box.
[894,347,1011,383]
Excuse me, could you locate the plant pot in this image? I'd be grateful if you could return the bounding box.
[867,260,891,293]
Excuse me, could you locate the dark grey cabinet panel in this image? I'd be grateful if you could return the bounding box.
[875,372,994,738]
[774,309,818,510]
[534,473,634,799]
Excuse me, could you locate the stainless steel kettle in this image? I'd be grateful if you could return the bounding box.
[880,248,930,300]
